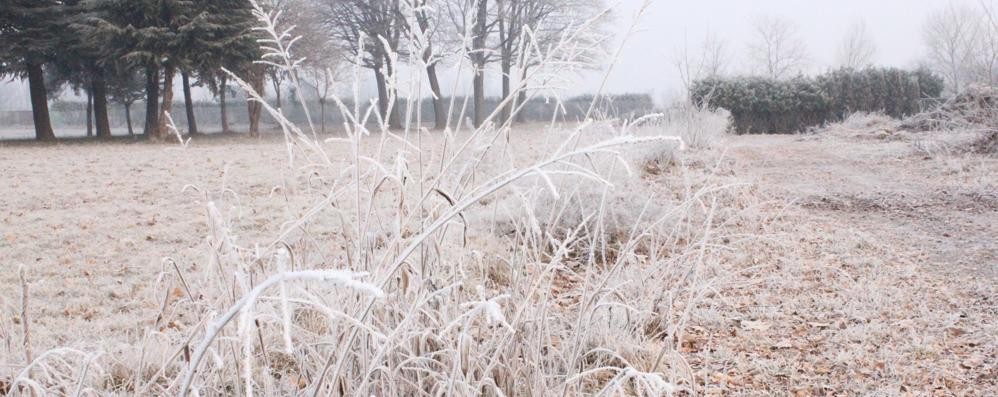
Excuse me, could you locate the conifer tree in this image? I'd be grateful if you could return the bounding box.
[0,0,63,140]
[188,0,259,134]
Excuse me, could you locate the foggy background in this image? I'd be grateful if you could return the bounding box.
[0,0,983,110]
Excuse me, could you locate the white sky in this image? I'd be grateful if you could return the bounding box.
[0,0,986,110]
[582,0,985,101]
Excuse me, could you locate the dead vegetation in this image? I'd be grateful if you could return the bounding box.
[1,1,996,395]
[3,116,996,395]
[901,85,998,155]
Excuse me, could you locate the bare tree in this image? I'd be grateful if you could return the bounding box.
[700,31,729,78]
[443,0,500,128]
[470,0,491,128]
[289,0,344,134]
[261,0,291,111]
[923,3,980,93]
[496,0,551,123]
[494,0,603,123]
[971,0,998,87]
[402,0,448,129]
[747,16,809,79]
[317,0,404,129]
[675,30,729,93]
[837,19,877,69]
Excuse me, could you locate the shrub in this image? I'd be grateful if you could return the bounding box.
[692,68,944,134]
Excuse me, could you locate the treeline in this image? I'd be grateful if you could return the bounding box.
[31,93,654,135]
[0,0,259,141]
[691,68,946,134]
[0,0,608,141]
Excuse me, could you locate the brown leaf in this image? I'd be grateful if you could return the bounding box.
[946,327,967,337]
[288,374,308,389]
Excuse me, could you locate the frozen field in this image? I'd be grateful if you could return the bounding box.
[0,124,995,395]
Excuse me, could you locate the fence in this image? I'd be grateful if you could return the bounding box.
[0,93,655,140]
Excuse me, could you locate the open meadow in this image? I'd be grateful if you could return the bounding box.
[1,119,995,395]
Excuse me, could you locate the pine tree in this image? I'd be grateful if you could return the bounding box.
[0,0,63,140]
[87,0,198,140]
[106,68,145,136]
[87,0,162,138]
[187,0,259,135]
[54,0,113,138]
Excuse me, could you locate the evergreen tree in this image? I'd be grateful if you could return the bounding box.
[88,0,196,140]
[0,0,64,140]
[186,0,259,134]
[55,0,113,138]
[106,67,146,136]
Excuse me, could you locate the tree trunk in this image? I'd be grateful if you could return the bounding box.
[156,62,176,140]
[274,81,282,110]
[374,66,391,126]
[471,0,489,128]
[26,63,55,141]
[219,75,230,133]
[383,56,402,129]
[92,67,111,138]
[497,5,512,125]
[124,103,134,136]
[319,98,326,134]
[425,63,446,130]
[417,8,446,130]
[514,66,530,123]
[86,90,93,137]
[270,70,282,110]
[182,70,198,134]
[248,65,265,137]
[144,63,161,137]
[500,58,512,123]
[472,70,485,128]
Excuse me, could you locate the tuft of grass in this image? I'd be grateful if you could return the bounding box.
[1,1,749,396]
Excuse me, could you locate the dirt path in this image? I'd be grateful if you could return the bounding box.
[688,130,998,395]
[727,132,997,280]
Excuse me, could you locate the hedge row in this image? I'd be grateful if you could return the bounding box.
[691,68,945,134]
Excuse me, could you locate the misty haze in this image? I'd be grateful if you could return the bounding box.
[0,0,995,395]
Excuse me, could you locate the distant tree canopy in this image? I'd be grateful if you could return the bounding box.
[2,0,614,141]
[0,0,66,140]
[0,0,260,141]
[692,68,945,134]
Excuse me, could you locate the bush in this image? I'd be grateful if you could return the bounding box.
[692,68,944,134]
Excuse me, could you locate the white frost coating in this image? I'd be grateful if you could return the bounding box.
[178,270,383,397]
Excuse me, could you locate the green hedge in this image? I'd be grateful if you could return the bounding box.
[691,68,944,134]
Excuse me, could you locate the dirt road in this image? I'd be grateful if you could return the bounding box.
[684,130,998,395]
[728,132,996,279]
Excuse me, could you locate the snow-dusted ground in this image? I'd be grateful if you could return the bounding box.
[0,125,995,394]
